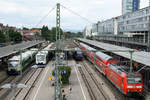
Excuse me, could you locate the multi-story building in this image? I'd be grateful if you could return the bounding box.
[122,0,140,15]
[132,0,140,12]
[89,6,150,37]
[83,26,92,37]
[122,0,132,14]
[91,23,98,36]
[118,6,150,33]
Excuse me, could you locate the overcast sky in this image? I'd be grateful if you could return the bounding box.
[0,0,149,32]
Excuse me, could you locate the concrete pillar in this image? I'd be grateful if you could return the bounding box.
[114,18,118,35]
[148,32,150,51]
[144,32,146,43]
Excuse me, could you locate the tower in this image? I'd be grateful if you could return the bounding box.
[122,0,140,15]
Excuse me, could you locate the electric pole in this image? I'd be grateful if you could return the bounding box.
[55,3,62,100]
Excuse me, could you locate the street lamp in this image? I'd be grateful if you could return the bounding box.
[1,83,27,100]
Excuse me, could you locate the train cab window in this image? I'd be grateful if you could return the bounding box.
[9,60,19,67]
[96,56,102,62]
[117,70,122,75]
[109,64,117,71]
[77,51,82,54]
[37,55,45,61]
[127,76,141,83]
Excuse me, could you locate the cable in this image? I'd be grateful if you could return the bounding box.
[60,4,93,24]
[35,6,56,27]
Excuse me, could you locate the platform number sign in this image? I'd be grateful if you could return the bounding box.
[61,70,66,75]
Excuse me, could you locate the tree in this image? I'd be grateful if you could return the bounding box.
[76,32,83,37]
[0,30,6,43]
[41,25,49,40]
[41,26,63,42]
[7,29,22,43]
[23,27,29,30]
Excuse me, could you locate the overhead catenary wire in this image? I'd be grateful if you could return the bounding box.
[60,4,93,24]
[35,6,56,27]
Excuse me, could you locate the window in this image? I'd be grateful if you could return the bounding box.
[127,76,141,83]
[9,60,19,67]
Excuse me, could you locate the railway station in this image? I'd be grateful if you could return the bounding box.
[77,38,150,91]
[1,0,150,100]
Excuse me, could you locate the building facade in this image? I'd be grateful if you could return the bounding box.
[89,6,150,36]
[83,26,92,37]
[122,0,133,14]
[122,0,140,15]
[132,0,140,12]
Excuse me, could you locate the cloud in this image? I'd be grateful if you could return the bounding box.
[0,0,148,31]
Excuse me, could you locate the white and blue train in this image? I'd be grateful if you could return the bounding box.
[7,48,38,75]
[36,43,54,67]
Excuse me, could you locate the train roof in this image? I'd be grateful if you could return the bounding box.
[95,52,112,61]
[74,47,81,51]
[36,43,53,56]
[36,51,48,55]
[78,38,150,67]
[43,43,53,51]
[9,49,38,61]
[80,43,96,51]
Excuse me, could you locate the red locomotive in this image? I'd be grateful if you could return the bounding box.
[79,43,143,95]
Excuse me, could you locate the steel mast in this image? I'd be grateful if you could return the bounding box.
[55,3,61,100]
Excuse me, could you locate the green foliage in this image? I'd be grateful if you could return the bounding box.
[0,30,6,43]
[52,66,72,84]
[23,27,29,30]
[64,31,83,39]
[86,36,93,40]
[7,29,22,43]
[41,26,63,42]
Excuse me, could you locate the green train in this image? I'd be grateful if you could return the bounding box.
[7,48,38,75]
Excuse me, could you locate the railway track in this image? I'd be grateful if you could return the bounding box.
[15,68,43,100]
[77,61,109,100]
[0,66,33,99]
[84,60,145,100]
[78,67,97,100]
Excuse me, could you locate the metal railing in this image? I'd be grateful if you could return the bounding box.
[96,36,148,45]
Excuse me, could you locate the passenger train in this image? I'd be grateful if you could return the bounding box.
[73,48,83,61]
[36,43,53,67]
[79,43,143,95]
[7,48,38,75]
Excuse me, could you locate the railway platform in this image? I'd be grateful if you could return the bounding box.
[27,61,55,100]
[22,60,90,100]
[62,60,91,100]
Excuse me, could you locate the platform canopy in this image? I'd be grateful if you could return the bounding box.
[0,41,44,58]
[78,38,150,67]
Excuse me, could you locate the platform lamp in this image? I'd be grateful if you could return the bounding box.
[1,83,27,100]
[129,50,134,74]
[19,50,23,77]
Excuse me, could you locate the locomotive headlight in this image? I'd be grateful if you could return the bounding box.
[136,86,142,88]
[127,86,133,88]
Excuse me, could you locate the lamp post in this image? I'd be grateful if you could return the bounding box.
[129,50,134,74]
[1,83,27,100]
[20,50,23,77]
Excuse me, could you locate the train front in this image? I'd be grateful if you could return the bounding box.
[125,74,143,94]
[7,56,20,75]
[36,52,47,67]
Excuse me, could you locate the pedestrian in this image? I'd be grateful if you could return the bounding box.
[69,85,72,93]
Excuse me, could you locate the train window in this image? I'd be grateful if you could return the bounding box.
[96,56,102,61]
[127,76,141,83]
[77,51,82,54]
[117,70,122,75]
[134,77,141,83]
[9,61,19,67]
[37,55,45,61]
